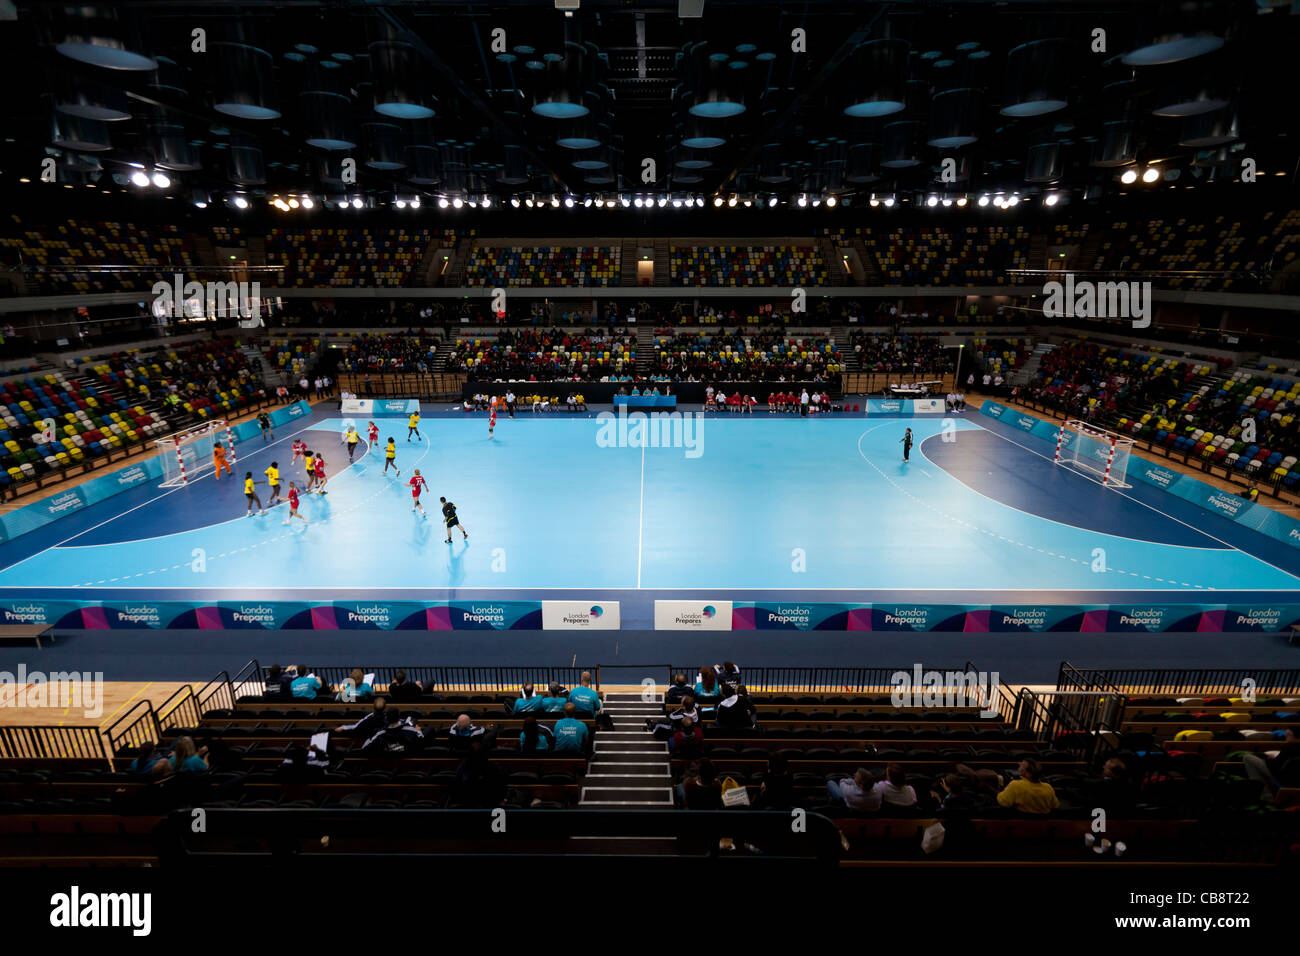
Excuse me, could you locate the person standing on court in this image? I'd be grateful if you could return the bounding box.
[800,388,810,417]
[900,427,913,462]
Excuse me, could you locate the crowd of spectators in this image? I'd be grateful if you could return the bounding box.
[650,327,841,382]
[337,330,440,373]
[849,331,953,373]
[448,328,636,381]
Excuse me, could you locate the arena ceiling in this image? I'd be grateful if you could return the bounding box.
[0,0,1296,211]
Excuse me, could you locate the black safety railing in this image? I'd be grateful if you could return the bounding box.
[667,664,988,695]
[156,684,201,734]
[0,725,109,767]
[1055,664,1300,697]
[237,664,600,700]
[159,808,843,864]
[103,699,160,758]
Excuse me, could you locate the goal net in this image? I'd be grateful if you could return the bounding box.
[156,420,234,487]
[1055,419,1133,489]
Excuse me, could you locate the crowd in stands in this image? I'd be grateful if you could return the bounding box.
[670,245,827,287]
[849,224,1029,285]
[650,327,841,382]
[1089,214,1283,292]
[448,328,636,381]
[0,217,194,294]
[967,335,1030,383]
[465,245,620,287]
[337,331,440,373]
[1022,339,1205,422]
[849,330,952,373]
[267,226,434,287]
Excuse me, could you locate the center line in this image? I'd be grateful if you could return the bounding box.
[637,441,646,589]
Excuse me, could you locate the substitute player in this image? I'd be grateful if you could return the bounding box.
[900,427,913,463]
[439,496,468,543]
[407,410,421,442]
[409,469,429,515]
[384,437,400,477]
[345,424,360,462]
[264,461,282,506]
[283,481,308,526]
[213,442,233,481]
[244,472,264,516]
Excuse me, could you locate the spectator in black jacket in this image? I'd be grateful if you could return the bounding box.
[647,696,700,739]
[1242,728,1300,800]
[756,753,794,809]
[715,683,756,731]
[264,664,292,698]
[664,673,692,705]
[336,698,388,737]
[386,670,423,702]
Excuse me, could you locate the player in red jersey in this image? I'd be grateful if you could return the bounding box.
[488,403,497,438]
[292,440,305,464]
[313,454,328,495]
[408,468,429,514]
[282,481,308,526]
[367,420,379,451]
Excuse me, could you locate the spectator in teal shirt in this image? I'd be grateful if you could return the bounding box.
[336,668,373,702]
[519,717,554,753]
[170,736,209,773]
[541,682,569,713]
[512,683,546,714]
[567,671,601,714]
[290,666,323,699]
[553,702,589,752]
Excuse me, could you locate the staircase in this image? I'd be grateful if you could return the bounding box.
[442,238,474,288]
[619,238,639,286]
[239,342,277,389]
[852,238,881,285]
[652,238,670,287]
[1027,232,1048,272]
[1011,341,1056,387]
[635,326,654,376]
[189,234,220,272]
[831,326,859,370]
[817,236,847,287]
[1078,230,1105,273]
[579,693,673,809]
[414,237,442,287]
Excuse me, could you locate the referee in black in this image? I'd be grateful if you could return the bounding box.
[900,427,913,462]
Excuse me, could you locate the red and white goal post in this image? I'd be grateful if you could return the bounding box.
[155,419,236,487]
[1054,419,1134,489]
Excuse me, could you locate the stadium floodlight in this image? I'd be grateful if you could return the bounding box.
[352,197,364,209]
[978,194,990,206]
[825,196,837,207]
[926,195,939,207]
[410,197,420,209]
[395,199,406,209]
[511,196,521,207]
[151,171,170,188]
[564,196,575,208]
[956,196,968,206]
[130,170,150,187]
[768,195,779,207]
[727,195,738,207]
[288,198,300,209]
[992,195,1005,208]
[620,196,631,208]
[478,196,488,208]
[634,196,645,207]
[1006,195,1020,207]
[811,198,821,207]
[1044,193,1059,206]
[1120,168,1138,184]
[695,196,705,207]
[941,197,953,207]
[657,196,668,207]
[232,195,249,209]
[743,198,753,207]
[796,194,808,207]
[671,197,682,208]
[453,197,465,208]
[301,195,314,209]
[883,197,894,207]
[713,196,724,207]
[869,197,879,207]
[439,197,451,208]
[1142,166,1160,183]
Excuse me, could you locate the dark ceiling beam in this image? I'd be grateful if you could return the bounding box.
[371,4,574,195]
[714,3,889,194]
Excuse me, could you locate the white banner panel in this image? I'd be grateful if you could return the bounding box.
[340,399,420,415]
[654,600,733,630]
[542,600,621,630]
[340,399,373,415]
[911,398,946,414]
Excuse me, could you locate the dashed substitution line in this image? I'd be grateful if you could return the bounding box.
[856,429,1212,591]
[75,438,429,587]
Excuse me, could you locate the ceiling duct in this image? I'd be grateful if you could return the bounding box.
[1180,105,1239,147]
[928,88,980,148]
[50,111,112,152]
[1001,38,1071,117]
[1120,0,1229,66]
[674,146,712,170]
[680,114,726,149]
[533,40,591,118]
[843,38,909,118]
[687,41,745,118]
[212,41,280,120]
[53,6,157,71]
[152,122,202,171]
[1151,72,1230,117]
[300,58,355,150]
[881,120,922,168]
[757,142,790,183]
[572,147,611,171]
[496,146,529,184]
[363,121,405,171]
[53,77,131,122]
[845,143,880,184]
[228,136,266,185]
[1025,142,1064,183]
[407,144,441,185]
[1089,119,1137,167]
[557,113,605,150]
[370,40,435,119]
[148,56,190,98]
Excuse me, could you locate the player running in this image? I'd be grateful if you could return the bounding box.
[488,402,497,438]
[439,496,468,543]
[313,453,328,495]
[407,410,421,442]
[213,442,233,481]
[367,420,379,452]
[900,427,913,463]
[264,461,282,506]
[292,439,306,466]
[257,411,273,443]
[244,472,264,516]
[384,437,400,477]
[409,469,429,515]
[345,424,360,462]
[303,449,316,491]
[282,481,308,526]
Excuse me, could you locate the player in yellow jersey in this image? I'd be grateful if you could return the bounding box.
[264,461,282,506]
[384,437,400,477]
[243,472,264,516]
[407,411,421,442]
[304,449,316,491]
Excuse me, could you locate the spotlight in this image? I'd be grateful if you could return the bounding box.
[151,171,170,188]
[1043,193,1059,206]
[977,194,990,207]
[1120,168,1138,184]
[883,197,894,207]
[713,196,724,207]
[594,198,604,208]
[439,197,451,208]
[550,196,560,208]
[564,196,575,208]
[301,196,314,209]
[811,198,821,207]
[1142,166,1160,183]
[130,171,149,187]
[727,195,737,207]
[620,196,631,208]
[768,196,779,208]
[743,199,752,208]
[657,196,667,208]
[869,197,879,207]
[511,197,521,208]
[926,195,939,207]
[1006,195,1019,207]
[395,200,406,209]
[634,197,645,207]
[410,197,420,209]
[797,195,807,207]
[826,196,837,207]
[696,197,705,207]
[288,198,300,209]
[194,201,207,209]
[232,195,248,209]
[352,197,364,209]
[478,197,488,208]
[583,197,592,207]
[672,198,682,208]
[451,197,462,208]
[956,196,968,207]
[992,195,1005,208]
[468,200,478,208]
[941,198,953,207]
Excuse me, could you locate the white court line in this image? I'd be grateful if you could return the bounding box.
[636,441,646,589]
[960,419,1300,582]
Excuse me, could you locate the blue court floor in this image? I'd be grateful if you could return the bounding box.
[0,407,1296,598]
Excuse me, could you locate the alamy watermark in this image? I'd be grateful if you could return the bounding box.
[1041,273,1151,328]
[0,664,104,718]
[595,408,704,459]
[152,273,264,328]
[890,664,1001,718]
